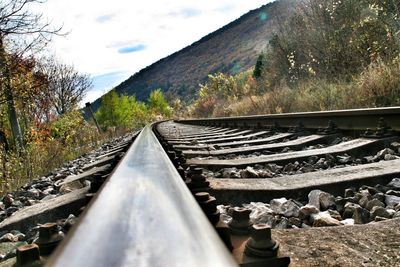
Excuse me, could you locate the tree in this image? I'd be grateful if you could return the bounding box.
[253,54,265,78]
[148,89,172,118]
[39,57,92,116]
[261,0,400,86]
[0,0,62,147]
[95,91,149,130]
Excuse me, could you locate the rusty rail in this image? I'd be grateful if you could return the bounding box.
[178,107,400,133]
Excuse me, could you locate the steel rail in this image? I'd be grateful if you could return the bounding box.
[47,125,237,267]
[178,106,400,132]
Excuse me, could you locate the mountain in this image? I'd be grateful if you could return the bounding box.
[92,0,293,110]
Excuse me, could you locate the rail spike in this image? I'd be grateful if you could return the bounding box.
[362,117,394,138]
[317,120,339,135]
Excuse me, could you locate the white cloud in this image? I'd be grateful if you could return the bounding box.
[36,0,272,103]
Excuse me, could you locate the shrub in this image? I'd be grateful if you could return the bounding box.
[357,58,400,107]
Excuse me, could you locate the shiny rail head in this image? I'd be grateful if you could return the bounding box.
[46,125,237,267]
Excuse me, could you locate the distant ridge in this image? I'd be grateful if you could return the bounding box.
[92,0,292,110]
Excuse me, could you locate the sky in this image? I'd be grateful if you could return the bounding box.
[37,0,271,104]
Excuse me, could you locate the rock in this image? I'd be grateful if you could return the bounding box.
[370,206,391,220]
[385,194,400,207]
[299,205,319,220]
[391,142,400,150]
[298,164,315,173]
[337,155,352,164]
[288,217,302,228]
[312,212,341,227]
[387,209,396,217]
[320,192,336,210]
[384,154,399,161]
[342,203,362,219]
[275,217,289,229]
[308,190,335,210]
[8,231,25,241]
[376,148,395,159]
[374,216,389,222]
[6,207,18,216]
[42,187,55,195]
[352,207,370,224]
[25,189,41,199]
[33,181,53,190]
[359,189,371,198]
[362,156,375,164]
[308,190,322,209]
[2,195,13,208]
[335,197,346,214]
[258,214,277,227]
[366,199,385,211]
[265,164,282,173]
[393,211,400,218]
[282,200,302,217]
[325,154,336,167]
[354,192,363,202]
[307,156,319,164]
[327,210,342,221]
[283,163,296,172]
[0,233,18,242]
[372,193,385,203]
[344,188,355,198]
[388,178,400,190]
[365,186,380,195]
[375,184,390,193]
[11,201,23,208]
[386,190,400,197]
[358,195,370,208]
[270,198,287,214]
[24,199,38,206]
[221,168,241,178]
[340,218,355,225]
[270,198,301,217]
[256,169,273,178]
[240,167,259,178]
[315,158,326,169]
[395,203,400,211]
[59,180,84,194]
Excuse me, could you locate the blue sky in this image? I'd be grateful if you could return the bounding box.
[38,0,272,104]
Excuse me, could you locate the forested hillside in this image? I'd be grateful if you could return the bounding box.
[91,0,294,110]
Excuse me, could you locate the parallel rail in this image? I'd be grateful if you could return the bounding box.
[178,107,400,132]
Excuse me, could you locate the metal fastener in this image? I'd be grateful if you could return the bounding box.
[244,224,279,258]
[15,243,41,266]
[34,223,64,255]
[195,192,220,225]
[228,207,252,235]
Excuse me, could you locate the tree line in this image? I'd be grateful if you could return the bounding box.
[0,0,92,150]
[0,0,101,192]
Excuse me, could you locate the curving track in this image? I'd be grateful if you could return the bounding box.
[46,107,400,267]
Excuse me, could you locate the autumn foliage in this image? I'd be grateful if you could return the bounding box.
[190,0,400,118]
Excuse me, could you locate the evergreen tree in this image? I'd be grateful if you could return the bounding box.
[253,54,264,78]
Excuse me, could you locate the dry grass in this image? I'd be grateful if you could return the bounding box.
[192,59,400,118]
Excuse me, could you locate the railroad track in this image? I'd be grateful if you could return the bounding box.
[1,107,400,266]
